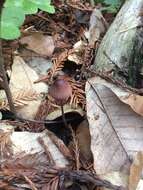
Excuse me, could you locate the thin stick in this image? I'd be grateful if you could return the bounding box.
[61,105,68,127]
[0,40,16,115]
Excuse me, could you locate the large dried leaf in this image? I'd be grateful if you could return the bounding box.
[2,56,51,118]
[0,124,69,167]
[20,33,55,57]
[10,56,49,93]
[90,76,143,117]
[11,130,69,167]
[86,77,143,175]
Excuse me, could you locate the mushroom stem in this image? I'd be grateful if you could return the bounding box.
[61,105,68,127]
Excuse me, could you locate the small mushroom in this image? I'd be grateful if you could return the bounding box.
[49,75,72,127]
[49,76,72,105]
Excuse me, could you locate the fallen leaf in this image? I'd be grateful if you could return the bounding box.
[68,53,82,65]
[11,131,69,167]
[100,171,128,190]
[10,56,49,93]
[0,124,69,167]
[46,104,84,120]
[68,40,86,65]
[122,95,143,117]
[3,56,51,118]
[88,8,108,46]
[86,77,143,175]
[76,120,93,162]
[129,152,143,190]
[90,76,143,117]
[20,33,55,57]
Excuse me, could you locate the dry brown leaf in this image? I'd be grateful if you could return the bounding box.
[90,76,143,117]
[122,95,143,117]
[88,8,108,46]
[129,152,143,190]
[86,78,143,175]
[76,120,93,162]
[6,56,50,119]
[10,56,48,93]
[20,33,55,57]
[68,40,85,65]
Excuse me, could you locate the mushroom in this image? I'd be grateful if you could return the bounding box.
[49,75,72,127]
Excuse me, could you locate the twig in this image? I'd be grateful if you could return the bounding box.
[69,126,80,170]
[38,137,55,165]
[66,2,93,11]
[0,40,16,115]
[36,14,77,35]
[87,68,143,95]
[15,114,85,124]
[59,170,126,190]
[23,175,38,190]
[47,130,73,161]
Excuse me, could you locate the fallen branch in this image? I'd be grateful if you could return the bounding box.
[59,170,126,190]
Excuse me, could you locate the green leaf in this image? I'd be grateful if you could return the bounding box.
[29,0,55,13]
[1,7,25,26]
[29,0,51,5]
[4,0,23,7]
[23,0,38,14]
[0,7,24,39]
[1,0,55,40]
[104,0,121,7]
[38,4,55,13]
[102,5,118,13]
[0,22,21,39]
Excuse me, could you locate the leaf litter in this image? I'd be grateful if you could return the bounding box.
[1,0,143,190]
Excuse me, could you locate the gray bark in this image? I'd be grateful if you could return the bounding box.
[92,0,143,88]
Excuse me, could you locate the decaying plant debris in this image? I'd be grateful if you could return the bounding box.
[1,0,143,189]
[0,125,124,190]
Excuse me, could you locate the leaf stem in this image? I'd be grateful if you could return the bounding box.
[0,40,16,115]
[61,105,68,127]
